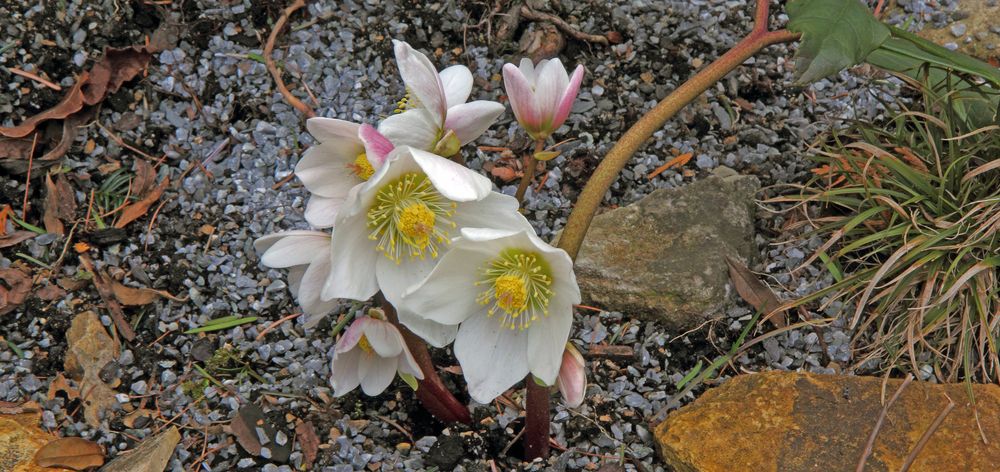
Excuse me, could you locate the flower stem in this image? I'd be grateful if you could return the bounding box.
[515,139,547,206]
[555,0,799,260]
[379,296,472,425]
[523,376,551,460]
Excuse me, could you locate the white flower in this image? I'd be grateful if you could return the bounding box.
[331,315,423,397]
[296,118,395,228]
[502,58,584,140]
[402,227,581,403]
[378,40,505,157]
[321,146,533,347]
[254,230,337,327]
[556,343,586,408]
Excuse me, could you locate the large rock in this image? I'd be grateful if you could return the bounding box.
[573,171,759,330]
[917,0,999,61]
[655,371,1000,471]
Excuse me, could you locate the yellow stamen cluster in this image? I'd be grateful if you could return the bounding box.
[358,334,374,354]
[475,249,553,330]
[350,153,375,180]
[367,172,456,263]
[393,88,423,114]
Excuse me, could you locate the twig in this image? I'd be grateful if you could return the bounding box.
[143,197,170,252]
[519,6,609,45]
[8,67,62,90]
[500,426,525,456]
[900,396,954,471]
[515,140,546,205]
[264,0,316,118]
[98,123,159,161]
[271,172,297,190]
[857,374,913,472]
[255,312,302,341]
[22,133,38,218]
[79,253,137,341]
[377,414,414,444]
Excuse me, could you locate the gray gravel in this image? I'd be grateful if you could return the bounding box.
[0,0,967,470]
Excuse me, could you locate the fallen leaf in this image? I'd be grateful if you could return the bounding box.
[99,426,179,472]
[725,256,787,328]
[0,231,38,249]
[647,152,693,180]
[230,404,291,462]
[295,421,319,469]
[132,159,156,198]
[121,408,155,429]
[0,267,32,316]
[35,283,67,301]
[43,172,76,235]
[0,108,95,174]
[65,310,122,427]
[114,177,168,229]
[0,72,91,139]
[83,47,153,106]
[111,280,187,306]
[490,166,518,182]
[47,373,79,401]
[33,437,104,470]
[78,255,135,341]
[0,409,74,472]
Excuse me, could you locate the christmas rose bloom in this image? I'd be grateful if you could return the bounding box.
[379,40,505,157]
[402,227,581,403]
[330,314,423,397]
[556,343,586,408]
[254,230,337,327]
[502,58,584,140]
[296,118,395,228]
[322,146,532,347]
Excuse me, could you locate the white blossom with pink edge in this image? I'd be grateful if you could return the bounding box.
[502,58,584,141]
[402,227,581,403]
[296,119,394,228]
[253,230,337,327]
[556,343,586,408]
[378,40,505,157]
[330,314,423,397]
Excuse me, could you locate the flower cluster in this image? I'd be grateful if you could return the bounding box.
[257,40,586,406]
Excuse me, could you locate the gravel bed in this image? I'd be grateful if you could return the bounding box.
[0,0,965,470]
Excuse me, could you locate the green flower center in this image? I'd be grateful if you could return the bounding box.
[475,249,553,330]
[367,172,456,263]
[350,153,375,180]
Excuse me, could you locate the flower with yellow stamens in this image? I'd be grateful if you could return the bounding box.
[402,227,580,403]
[330,313,423,397]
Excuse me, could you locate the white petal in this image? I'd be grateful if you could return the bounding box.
[254,230,329,254]
[533,59,570,126]
[444,101,506,145]
[286,265,306,297]
[323,212,380,301]
[410,148,492,202]
[360,356,398,396]
[527,304,572,385]
[393,40,447,126]
[455,314,529,403]
[377,256,458,347]
[402,244,493,326]
[337,318,369,353]
[304,196,345,229]
[439,65,473,108]
[378,110,440,151]
[396,335,424,379]
[330,348,361,397]
[297,251,337,316]
[296,142,363,198]
[452,193,535,233]
[517,58,537,85]
[258,231,331,268]
[362,318,404,358]
[307,118,361,143]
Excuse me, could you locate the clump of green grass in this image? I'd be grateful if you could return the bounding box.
[781,71,1000,383]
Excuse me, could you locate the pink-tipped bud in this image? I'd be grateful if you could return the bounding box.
[502,58,584,141]
[556,343,586,408]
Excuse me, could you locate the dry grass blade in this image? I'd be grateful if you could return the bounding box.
[34,437,104,470]
[646,152,693,180]
[725,256,787,328]
[899,396,955,472]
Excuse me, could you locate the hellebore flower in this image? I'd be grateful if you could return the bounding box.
[378,40,505,157]
[502,58,584,140]
[296,118,394,228]
[254,230,337,327]
[556,343,586,408]
[322,146,532,347]
[402,227,581,403]
[330,314,423,397]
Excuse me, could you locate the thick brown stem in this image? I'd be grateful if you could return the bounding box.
[380,297,472,424]
[515,140,547,205]
[555,0,799,260]
[523,377,551,460]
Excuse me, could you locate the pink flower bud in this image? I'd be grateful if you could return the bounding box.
[556,343,586,408]
[502,58,584,140]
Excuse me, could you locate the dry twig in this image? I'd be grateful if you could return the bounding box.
[899,396,955,471]
[264,0,316,118]
[519,6,611,45]
[9,67,62,90]
[857,374,913,472]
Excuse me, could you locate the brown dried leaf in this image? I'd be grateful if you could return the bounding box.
[490,166,518,182]
[43,173,76,235]
[83,47,153,106]
[230,405,264,456]
[35,283,68,301]
[0,136,35,160]
[34,437,104,470]
[0,72,91,139]
[114,177,168,229]
[295,421,319,469]
[726,256,786,328]
[47,373,79,401]
[0,231,37,249]
[110,280,187,306]
[0,108,95,175]
[0,267,32,316]
[132,158,156,198]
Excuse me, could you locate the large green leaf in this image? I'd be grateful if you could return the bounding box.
[787,0,890,83]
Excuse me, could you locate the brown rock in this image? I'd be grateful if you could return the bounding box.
[655,372,1000,471]
[65,311,121,427]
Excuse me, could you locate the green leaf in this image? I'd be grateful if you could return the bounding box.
[184,316,258,334]
[400,373,419,391]
[787,0,890,83]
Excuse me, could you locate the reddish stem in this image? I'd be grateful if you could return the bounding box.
[380,297,472,424]
[523,377,551,460]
